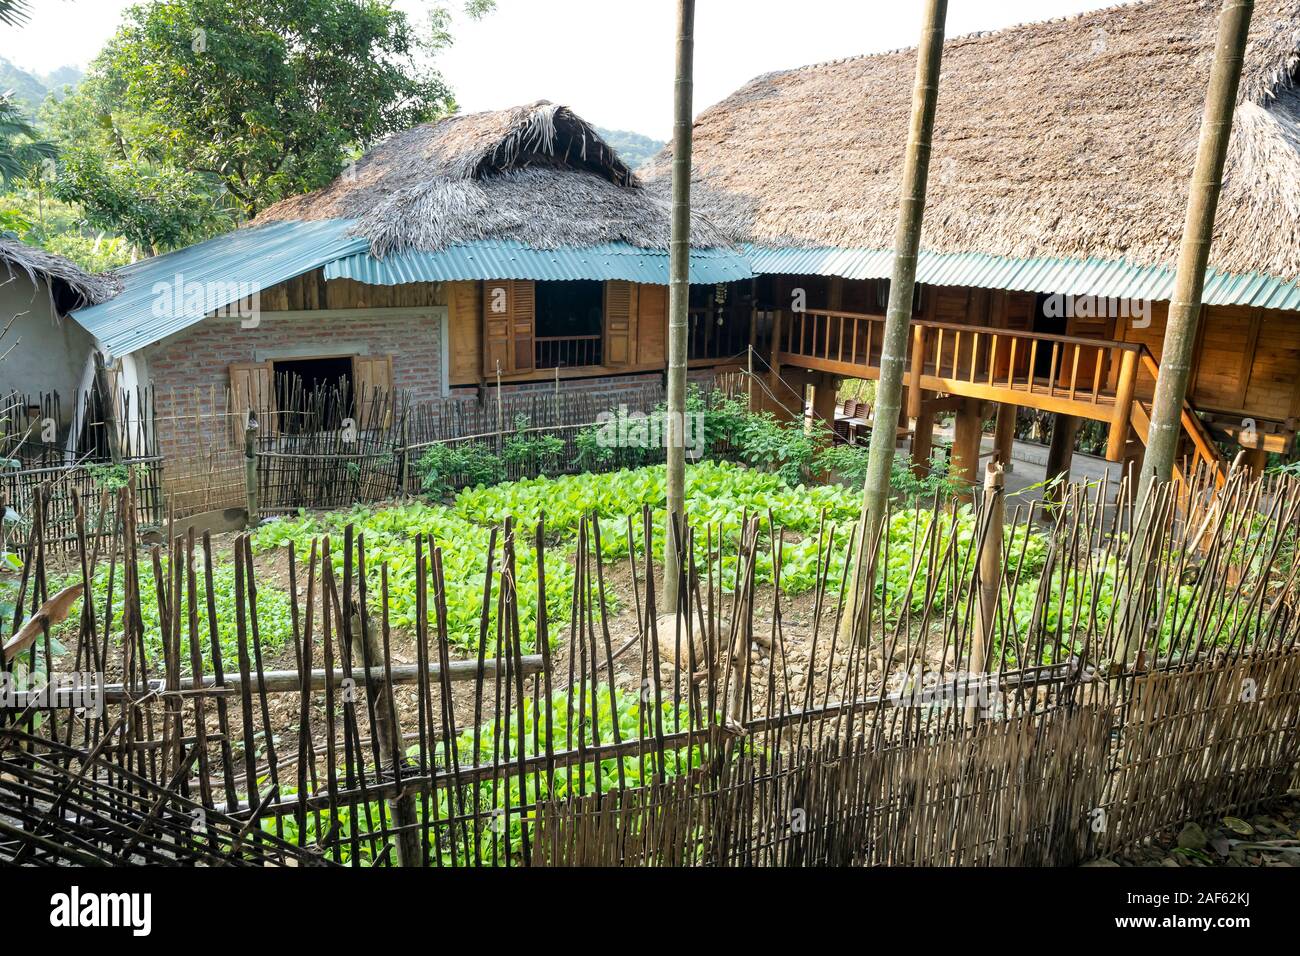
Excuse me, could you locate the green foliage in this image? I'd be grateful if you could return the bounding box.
[414,441,504,499]
[268,683,698,865]
[592,127,664,168]
[83,462,149,492]
[501,415,564,476]
[0,93,55,187]
[51,557,295,673]
[66,0,454,219]
[732,410,830,486]
[573,424,615,471]
[888,450,964,505]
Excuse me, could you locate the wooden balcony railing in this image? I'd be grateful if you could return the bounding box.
[535,335,602,369]
[776,307,1230,487]
[779,310,1140,413]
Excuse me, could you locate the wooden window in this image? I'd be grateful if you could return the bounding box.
[603,280,637,366]
[481,279,536,376]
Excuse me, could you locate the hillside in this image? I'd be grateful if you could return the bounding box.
[0,56,83,112]
[594,127,665,170]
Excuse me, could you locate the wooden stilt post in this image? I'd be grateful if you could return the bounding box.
[911,403,936,478]
[951,398,983,502]
[1045,412,1080,506]
[970,459,1004,726]
[993,402,1016,472]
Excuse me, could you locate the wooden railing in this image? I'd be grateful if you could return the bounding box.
[689,306,749,361]
[776,308,1230,485]
[535,335,602,369]
[1130,347,1229,489]
[909,320,1138,411]
[781,309,888,369]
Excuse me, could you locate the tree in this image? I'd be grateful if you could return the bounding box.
[0,0,31,28]
[50,0,489,237]
[663,0,694,615]
[839,0,949,644]
[0,95,55,187]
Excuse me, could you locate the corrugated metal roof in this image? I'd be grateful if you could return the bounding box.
[72,220,368,357]
[744,247,1300,310]
[324,240,753,285]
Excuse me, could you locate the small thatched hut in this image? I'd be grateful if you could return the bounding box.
[641,0,1300,484]
[1,236,118,427]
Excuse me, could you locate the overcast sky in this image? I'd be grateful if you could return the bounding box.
[8,0,1121,139]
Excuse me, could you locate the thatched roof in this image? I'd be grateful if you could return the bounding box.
[257,101,731,257]
[0,236,120,313]
[644,0,1300,282]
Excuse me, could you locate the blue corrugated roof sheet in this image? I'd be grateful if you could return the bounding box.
[72,220,368,357]
[743,246,1300,311]
[73,224,1300,359]
[324,240,753,285]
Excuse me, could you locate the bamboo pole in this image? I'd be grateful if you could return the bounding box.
[840,0,949,644]
[664,0,695,613]
[1138,0,1253,496]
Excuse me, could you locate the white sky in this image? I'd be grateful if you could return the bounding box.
[7,0,1120,139]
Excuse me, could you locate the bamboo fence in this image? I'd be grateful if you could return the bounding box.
[1,466,1298,866]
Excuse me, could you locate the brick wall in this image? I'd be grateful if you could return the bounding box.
[146,309,442,459]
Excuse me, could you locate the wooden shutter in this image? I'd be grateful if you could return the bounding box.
[481,280,536,376]
[511,280,536,372]
[352,354,394,430]
[637,284,667,367]
[604,280,637,366]
[228,362,274,443]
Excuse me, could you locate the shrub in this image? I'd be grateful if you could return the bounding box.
[415,441,503,498]
[502,415,565,476]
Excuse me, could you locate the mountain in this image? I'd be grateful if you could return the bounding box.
[594,127,666,171]
[0,57,83,113]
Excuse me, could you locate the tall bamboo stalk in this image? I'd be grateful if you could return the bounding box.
[839,0,948,643]
[1138,0,1253,497]
[664,0,695,613]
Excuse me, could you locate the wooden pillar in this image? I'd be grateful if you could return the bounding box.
[992,402,1017,472]
[1045,413,1080,503]
[951,398,984,502]
[1241,445,1268,478]
[1107,348,1138,462]
[811,372,839,437]
[911,403,935,478]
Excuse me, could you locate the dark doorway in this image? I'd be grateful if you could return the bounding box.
[274,356,353,428]
[1031,293,1068,378]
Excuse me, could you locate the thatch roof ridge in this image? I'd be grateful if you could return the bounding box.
[255,100,730,257]
[646,0,1300,282]
[0,235,120,312]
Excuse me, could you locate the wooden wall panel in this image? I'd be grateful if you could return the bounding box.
[1192,305,1257,412]
[1243,309,1300,421]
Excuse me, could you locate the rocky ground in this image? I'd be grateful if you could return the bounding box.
[1086,796,1300,867]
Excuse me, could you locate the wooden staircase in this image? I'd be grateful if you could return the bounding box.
[1127,347,1230,491]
